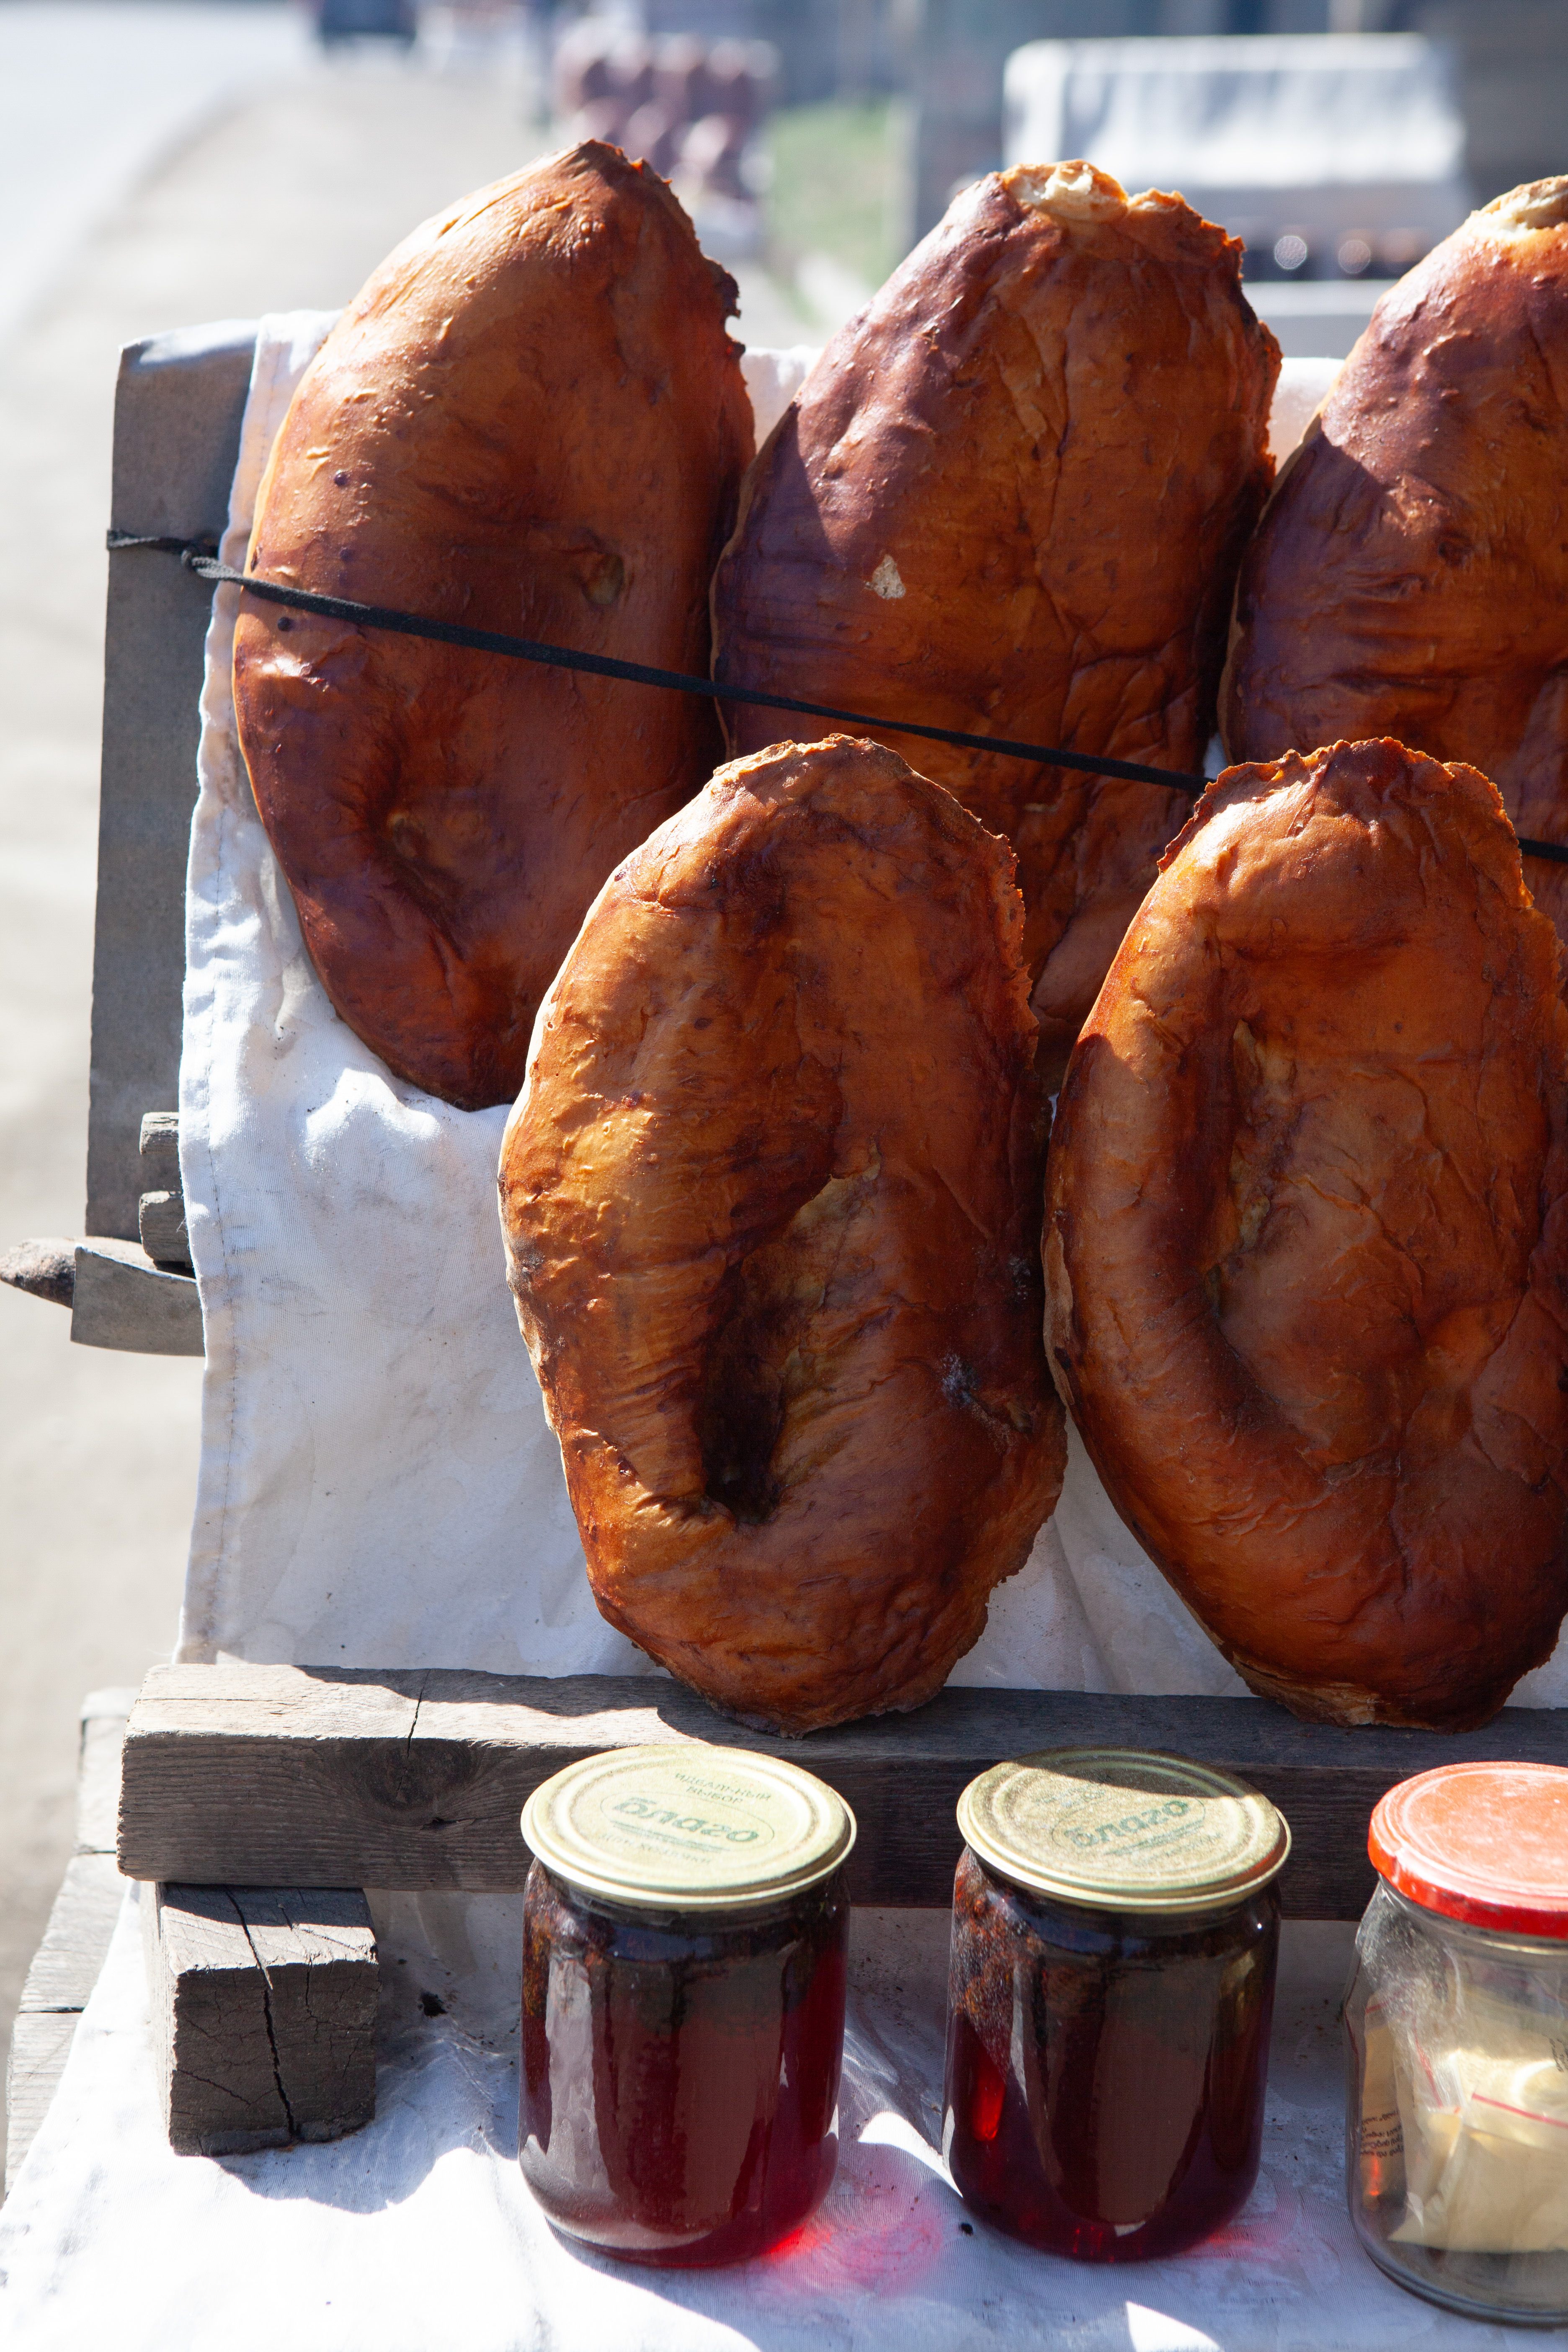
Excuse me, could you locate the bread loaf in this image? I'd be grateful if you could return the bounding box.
[1222,181,1568,949]
[234,144,752,1111]
[711,161,1278,1081]
[1046,738,1568,1731]
[500,735,1065,1733]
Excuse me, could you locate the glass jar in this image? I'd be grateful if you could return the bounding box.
[1345,1761,1568,2324]
[944,1748,1290,2261]
[519,1742,854,2267]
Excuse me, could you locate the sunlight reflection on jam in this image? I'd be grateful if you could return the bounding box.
[752,2149,953,2295]
[760,2213,833,2265]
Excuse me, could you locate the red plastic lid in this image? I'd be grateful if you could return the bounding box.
[1369,1763,1568,1938]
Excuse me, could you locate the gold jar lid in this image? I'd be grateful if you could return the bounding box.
[521,1743,856,1912]
[958,1748,1290,1915]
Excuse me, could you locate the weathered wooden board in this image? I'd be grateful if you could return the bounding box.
[137,1112,181,1194]
[18,1855,126,2014]
[5,2015,80,2189]
[117,1663,1568,1917]
[144,1884,378,2157]
[137,1113,191,1272]
[0,1238,75,1308]
[89,322,253,1251]
[5,1693,138,2191]
[77,1690,140,1858]
[70,1237,201,1355]
[137,1190,191,1272]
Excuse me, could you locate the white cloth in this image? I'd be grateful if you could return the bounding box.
[1267,357,1338,463]
[174,313,1568,1709]
[171,313,1228,1696]
[177,310,640,1680]
[1,1893,1522,2352]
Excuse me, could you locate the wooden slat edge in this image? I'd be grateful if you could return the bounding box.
[118,1665,1568,1916]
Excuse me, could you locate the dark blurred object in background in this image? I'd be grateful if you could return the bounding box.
[315,0,418,47]
[537,0,1561,346]
[1341,2,1566,205]
[554,21,778,254]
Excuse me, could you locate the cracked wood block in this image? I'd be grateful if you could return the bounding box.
[144,1885,378,2156]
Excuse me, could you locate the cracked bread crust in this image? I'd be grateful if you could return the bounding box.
[234,142,752,1112]
[710,161,1278,1085]
[1221,179,1568,961]
[499,735,1065,1734]
[1045,738,1568,1731]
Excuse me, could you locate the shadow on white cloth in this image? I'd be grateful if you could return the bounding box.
[5,1889,1509,2352]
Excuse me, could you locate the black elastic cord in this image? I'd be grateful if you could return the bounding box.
[178,549,1208,796]
[107,530,218,559]
[106,530,1568,867]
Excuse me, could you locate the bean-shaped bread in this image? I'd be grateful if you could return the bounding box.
[1046,738,1568,1731]
[234,143,752,1111]
[500,735,1065,1733]
[712,160,1278,1082]
[1222,181,1568,951]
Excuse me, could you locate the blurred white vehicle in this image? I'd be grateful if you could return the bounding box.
[1004,33,1470,355]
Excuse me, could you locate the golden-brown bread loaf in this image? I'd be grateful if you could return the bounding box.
[234,143,752,1111]
[1045,738,1568,1731]
[711,160,1278,1082]
[500,735,1065,1733]
[1222,181,1568,948]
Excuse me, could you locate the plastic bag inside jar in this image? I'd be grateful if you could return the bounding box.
[1352,1884,1568,2253]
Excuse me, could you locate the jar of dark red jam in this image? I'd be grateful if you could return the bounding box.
[944,1748,1290,2262]
[519,1743,855,2267]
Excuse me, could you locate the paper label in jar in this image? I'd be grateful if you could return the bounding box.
[1385,1985,1568,2252]
[1357,1996,1408,2205]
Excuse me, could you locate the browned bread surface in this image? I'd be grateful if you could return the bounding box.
[711,160,1278,1082]
[1222,180,1568,949]
[1046,738,1568,1731]
[234,143,752,1111]
[500,735,1066,1733]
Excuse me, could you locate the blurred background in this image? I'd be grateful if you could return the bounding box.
[0,0,1560,2107]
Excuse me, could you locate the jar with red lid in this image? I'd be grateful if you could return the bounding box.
[1346,1761,1568,2323]
[944,1749,1291,2260]
[519,1743,854,2267]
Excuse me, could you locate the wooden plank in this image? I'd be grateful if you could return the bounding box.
[88,321,254,1248]
[137,1115,191,1271]
[5,2015,80,2189]
[137,1190,191,1272]
[18,1856,125,2015]
[117,1663,1568,1917]
[4,1694,136,2193]
[0,1238,74,1308]
[70,1238,201,1356]
[137,1111,181,1193]
[144,1884,377,2156]
[76,1691,137,1857]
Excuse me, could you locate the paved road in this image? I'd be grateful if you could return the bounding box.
[0,8,806,2111]
[0,16,543,2110]
[0,4,310,346]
